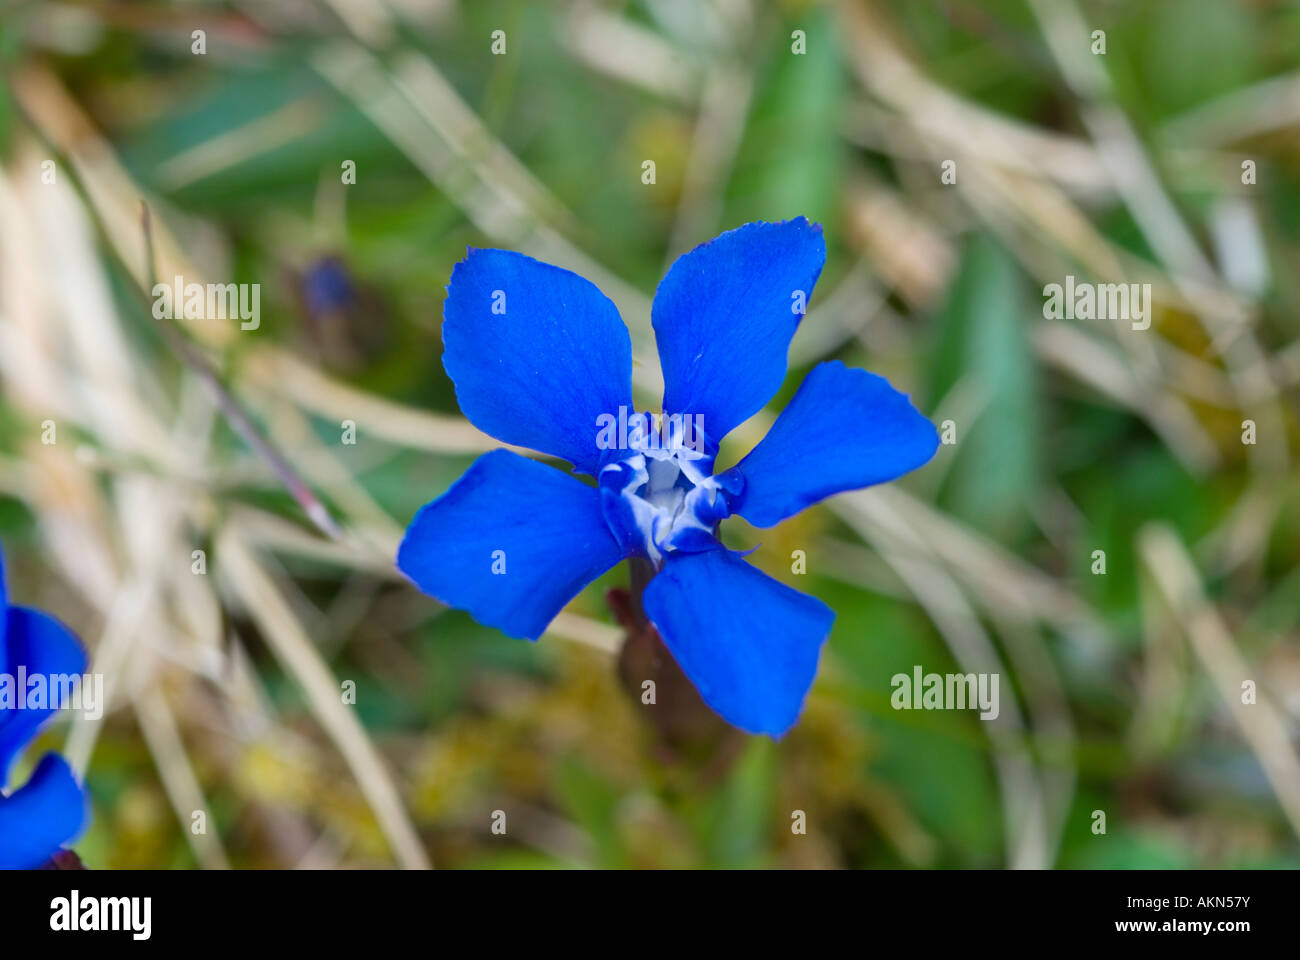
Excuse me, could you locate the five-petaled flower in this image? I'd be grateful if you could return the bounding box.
[398,218,938,735]
[0,544,89,869]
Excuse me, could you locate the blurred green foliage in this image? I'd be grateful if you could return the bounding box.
[1,0,1299,870]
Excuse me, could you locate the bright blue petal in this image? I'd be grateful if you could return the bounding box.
[0,607,87,780]
[442,249,633,475]
[642,549,833,736]
[0,754,87,869]
[397,450,625,640]
[726,360,939,528]
[652,218,826,457]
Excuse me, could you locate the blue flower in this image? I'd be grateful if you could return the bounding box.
[0,545,89,869]
[398,219,938,736]
[301,256,357,318]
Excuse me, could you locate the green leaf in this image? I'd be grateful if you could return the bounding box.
[929,235,1039,541]
[701,738,776,869]
[553,755,627,868]
[1140,0,1259,118]
[826,587,1003,866]
[725,8,842,229]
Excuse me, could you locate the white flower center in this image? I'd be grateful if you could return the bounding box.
[600,415,723,565]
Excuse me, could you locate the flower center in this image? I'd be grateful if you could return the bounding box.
[598,412,731,565]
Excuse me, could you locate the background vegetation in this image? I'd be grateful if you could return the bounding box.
[2,0,1299,868]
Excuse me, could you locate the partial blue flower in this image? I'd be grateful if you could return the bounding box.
[301,256,358,318]
[399,218,939,736]
[0,545,89,870]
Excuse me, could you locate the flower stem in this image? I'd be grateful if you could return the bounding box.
[610,559,744,774]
